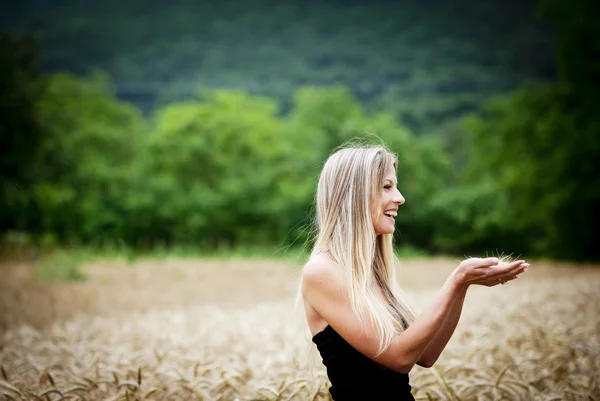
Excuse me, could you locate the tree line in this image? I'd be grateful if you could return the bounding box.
[1,0,598,261]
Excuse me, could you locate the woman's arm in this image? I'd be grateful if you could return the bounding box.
[416,282,467,368]
[302,257,527,374]
[383,270,466,373]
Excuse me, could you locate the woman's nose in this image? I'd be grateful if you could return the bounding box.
[395,190,405,205]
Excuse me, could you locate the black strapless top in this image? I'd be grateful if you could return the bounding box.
[312,325,415,401]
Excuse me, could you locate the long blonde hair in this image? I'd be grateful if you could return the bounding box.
[299,141,417,357]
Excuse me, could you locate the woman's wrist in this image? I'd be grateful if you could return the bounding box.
[449,268,469,291]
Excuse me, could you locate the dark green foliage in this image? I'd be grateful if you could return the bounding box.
[0,32,47,231]
[450,0,600,261]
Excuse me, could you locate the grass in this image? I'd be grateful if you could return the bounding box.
[34,249,87,282]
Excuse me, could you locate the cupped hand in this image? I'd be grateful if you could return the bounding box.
[453,257,529,287]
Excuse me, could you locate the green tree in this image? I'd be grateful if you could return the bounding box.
[0,32,46,232]
[32,72,145,242]
[132,90,293,248]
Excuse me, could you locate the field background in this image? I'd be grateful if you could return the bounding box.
[1,255,599,400]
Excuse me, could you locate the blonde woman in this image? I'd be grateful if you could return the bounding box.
[300,143,529,400]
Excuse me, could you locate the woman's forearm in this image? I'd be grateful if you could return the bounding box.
[416,283,468,367]
[389,271,465,372]
[389,257,525,373]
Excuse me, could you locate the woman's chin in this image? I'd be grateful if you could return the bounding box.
[376,227,395,236]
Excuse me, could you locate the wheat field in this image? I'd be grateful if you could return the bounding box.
[1,257,599,401]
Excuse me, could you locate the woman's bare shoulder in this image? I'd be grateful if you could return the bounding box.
[302,253,341,284]
[301,252,346,302]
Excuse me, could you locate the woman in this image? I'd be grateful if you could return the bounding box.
[300,143,528,400]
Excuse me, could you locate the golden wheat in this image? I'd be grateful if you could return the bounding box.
[0,259,598,400]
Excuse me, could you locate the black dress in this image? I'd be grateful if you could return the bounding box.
[312,325,415,401]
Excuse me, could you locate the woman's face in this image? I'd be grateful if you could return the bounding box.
[372,165,405,236]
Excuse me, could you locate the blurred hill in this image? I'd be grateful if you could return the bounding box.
[1,0,555,133]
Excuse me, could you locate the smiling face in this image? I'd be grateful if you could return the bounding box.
[372,164,405,236]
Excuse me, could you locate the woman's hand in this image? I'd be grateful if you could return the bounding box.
[453,257,529,287]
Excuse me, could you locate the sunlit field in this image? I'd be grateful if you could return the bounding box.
[1,256,599,400]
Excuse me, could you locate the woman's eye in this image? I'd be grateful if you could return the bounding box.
[384,185,392,189]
